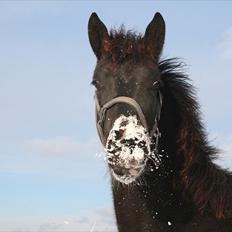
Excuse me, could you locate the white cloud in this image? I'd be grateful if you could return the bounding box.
[0,207,117,232]
[26,136,102,156]
[219,27,232,59]
[0,136,108,179]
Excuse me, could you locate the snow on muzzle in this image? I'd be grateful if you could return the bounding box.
[105,115,151,184]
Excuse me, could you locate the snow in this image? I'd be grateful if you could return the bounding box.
[104,115,162,184]
[105,115,151,167]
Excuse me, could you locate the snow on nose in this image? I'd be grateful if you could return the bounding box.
[105,115,151,167]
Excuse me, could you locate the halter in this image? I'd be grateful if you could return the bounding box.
[94,90,163,147]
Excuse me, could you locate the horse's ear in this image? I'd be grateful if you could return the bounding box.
[88,12,109,59]
[143,12,165,61]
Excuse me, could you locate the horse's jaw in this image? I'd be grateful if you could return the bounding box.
[110,163,146,185]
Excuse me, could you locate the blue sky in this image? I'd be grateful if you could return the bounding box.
[0,1,232,231]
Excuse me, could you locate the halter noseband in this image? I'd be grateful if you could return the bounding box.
[94,91,163,146]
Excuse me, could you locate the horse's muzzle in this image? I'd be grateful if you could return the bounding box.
[105,115,151,184]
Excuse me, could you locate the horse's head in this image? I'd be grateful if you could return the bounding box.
[88,13,165,184]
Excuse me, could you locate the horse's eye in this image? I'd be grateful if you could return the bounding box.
[91,80,101,89]
[152,81,160,89]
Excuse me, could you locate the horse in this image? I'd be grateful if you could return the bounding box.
[88,12,232,232]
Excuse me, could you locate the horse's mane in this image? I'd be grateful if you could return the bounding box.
[159,58,232,219]
[109,26,142,42]
[103,27,147,63]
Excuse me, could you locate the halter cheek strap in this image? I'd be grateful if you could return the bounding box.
[94,91,163,146]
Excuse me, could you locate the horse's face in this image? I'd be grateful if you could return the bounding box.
[93,62,162,184]
[88,12,165,184]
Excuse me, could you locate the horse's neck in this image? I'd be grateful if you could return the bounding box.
[111,164,194,231]
[111,131,195,231]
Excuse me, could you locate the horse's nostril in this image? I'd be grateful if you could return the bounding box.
[114,129,125,140]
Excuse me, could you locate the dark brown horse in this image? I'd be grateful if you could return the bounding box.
[88,12,232,232]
